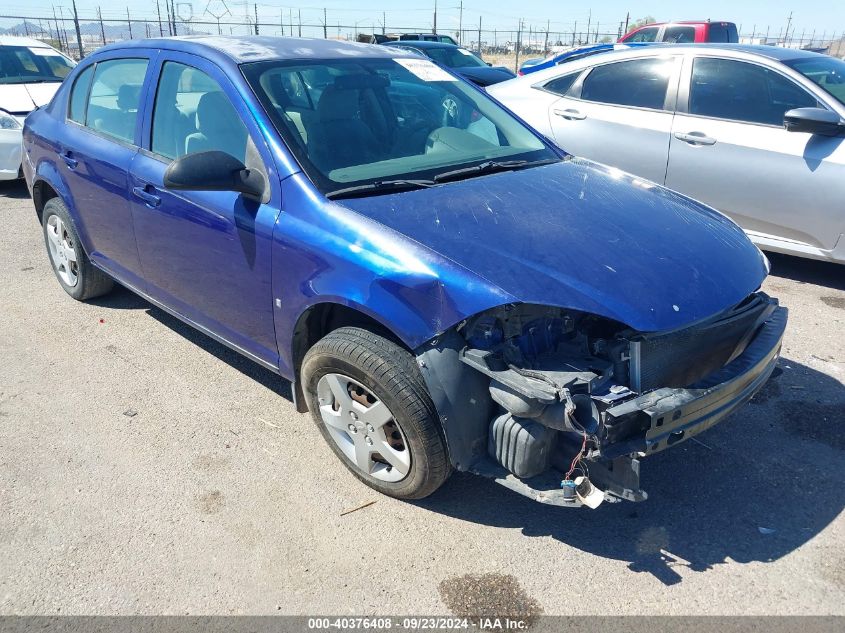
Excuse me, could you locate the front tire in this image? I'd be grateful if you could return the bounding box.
[42,197,113,301]
[301,327,450,500]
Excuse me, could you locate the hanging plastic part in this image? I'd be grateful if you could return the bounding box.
[574,475,605,509]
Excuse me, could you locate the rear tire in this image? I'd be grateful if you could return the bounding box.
[42,197,113,301]
[301,327,450,500]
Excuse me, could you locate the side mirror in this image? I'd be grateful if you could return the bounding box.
[163,150,266,201]
[486,62,492,66]
[783,107,845,137]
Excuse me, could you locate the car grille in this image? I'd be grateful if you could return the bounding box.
[629,293,776,393]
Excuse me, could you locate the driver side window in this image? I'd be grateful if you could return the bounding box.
[151,62,251,164]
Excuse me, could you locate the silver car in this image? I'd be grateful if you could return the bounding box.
[488,44,845,264]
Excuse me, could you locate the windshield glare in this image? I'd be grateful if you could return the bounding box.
[784,56,845,106]
[242,57,554,195]
[0,45,74,84]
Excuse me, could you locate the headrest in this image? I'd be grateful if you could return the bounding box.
[195,91,238,132]
[317,86,360,122]
[117,84,141,111]
[333,73,389,91]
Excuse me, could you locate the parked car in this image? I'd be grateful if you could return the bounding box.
[619,20,738,44]
[489,44,845,264]
[23,36,786,508]
[385,41,515,86]
[0,36,75,180]
[371,33,459,46]
[518,42,654,75]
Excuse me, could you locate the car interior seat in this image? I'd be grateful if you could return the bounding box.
[185,91,248,162]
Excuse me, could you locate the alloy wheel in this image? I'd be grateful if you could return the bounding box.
[46,215,79,287]
[316,373,411,482]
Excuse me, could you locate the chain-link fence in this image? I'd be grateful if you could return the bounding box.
[1,11,843,71]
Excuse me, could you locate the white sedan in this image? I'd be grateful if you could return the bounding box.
[1,36,75,180]
[489,44,845,264]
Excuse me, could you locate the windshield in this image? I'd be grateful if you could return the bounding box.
[783,56,845,107]
[425,47,487,69]
[242,57,556,196]
[0,45,74,84]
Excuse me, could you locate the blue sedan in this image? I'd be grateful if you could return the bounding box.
[23,36,785,507]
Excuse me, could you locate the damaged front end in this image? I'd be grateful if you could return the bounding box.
[416,293,787,508]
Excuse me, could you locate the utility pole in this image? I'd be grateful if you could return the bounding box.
[52,6,62,53]
[164,0,173,35]
[97,6,106,45]
[255,3,260,35]
[127,7,132,38]
[171,0,177,35]
[544,19,549,52]
[280,10,284,36]
[477,16,482,54]
[458,1,462,44]
[156,0,164,36]
[515,18,522,73]
[382,11,386,35]
[624,12,629,33]
[298,9,302,37]
[433,0,437,34]
[586,9,591,44]
[784,11,793,45]
[58,6,70,51]
[71,0,85,59]
[572,20,576,46]
[323,8,327,38]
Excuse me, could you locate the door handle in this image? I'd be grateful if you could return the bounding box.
[674,132,717,146]
[553,108,587,121]
[132,186,162,208]
[60,151,78,169]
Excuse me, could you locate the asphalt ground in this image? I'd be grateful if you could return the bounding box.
[1,177,843,616]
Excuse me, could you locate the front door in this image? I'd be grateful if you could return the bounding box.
[128,54,281,368]
[546,56,680,183]
[665,55,845,253]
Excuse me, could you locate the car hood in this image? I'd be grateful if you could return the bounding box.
[338,159,767,333]
[455,66,516,86]
[0,82,60,114]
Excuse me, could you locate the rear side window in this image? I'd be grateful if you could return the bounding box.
[663,26,696,43]
[708,23,738,43]
[625,27,660,42]
[689,57,818,125]
[580,58,674,110]
[151,61,251,165]
[68,65,94,123]
[86,58,149,143]
[542,72,581,97]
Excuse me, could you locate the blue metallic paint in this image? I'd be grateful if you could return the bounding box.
[25,36,767,388]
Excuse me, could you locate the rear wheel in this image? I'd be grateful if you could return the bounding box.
[301,327,450,500]
[42,197,113,301]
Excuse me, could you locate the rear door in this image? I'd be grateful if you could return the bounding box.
[128,52,281,369]
[58,53,153,286]
[665,55,844,254]
[545,55,681,183]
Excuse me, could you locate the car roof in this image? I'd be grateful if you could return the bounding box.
[389,41,461,50]
[0,35,55,48]
[633,20,733,27]
[95,35,419,65]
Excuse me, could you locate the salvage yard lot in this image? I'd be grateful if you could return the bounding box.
[0,177,844,615]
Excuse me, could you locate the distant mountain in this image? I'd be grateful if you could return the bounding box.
[0,19,206,42]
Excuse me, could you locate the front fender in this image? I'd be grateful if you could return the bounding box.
[272,174,516,377]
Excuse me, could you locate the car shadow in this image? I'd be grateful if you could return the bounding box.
[90,285,293,402]
[415,357,845,586]
[0,179,30,199]
[767,252,845,291]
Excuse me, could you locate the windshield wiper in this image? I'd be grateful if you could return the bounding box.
[325,179,436,200]
[433,158,561,183]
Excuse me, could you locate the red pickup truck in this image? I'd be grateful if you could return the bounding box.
[619,21,738,44]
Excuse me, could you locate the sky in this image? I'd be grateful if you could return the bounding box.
[2,0,844,41]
